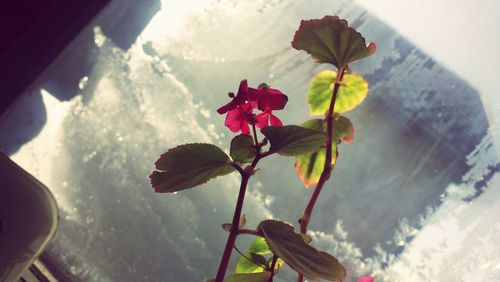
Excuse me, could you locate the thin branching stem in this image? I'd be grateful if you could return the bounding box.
[297,67,345,282]
[268,255,279,282]
[230,162,245,175]
[256,150,272,160]
[252,122,260,152]
[215,121,271,281]
[215,170,251,281]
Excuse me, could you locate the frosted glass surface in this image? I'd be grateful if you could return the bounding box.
[1,0,499,281]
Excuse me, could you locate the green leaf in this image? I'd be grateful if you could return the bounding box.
[333,114,354,144]
[258,220,346,281]
[300,117,354,144]
[301,118,324,131]
[261,125,325,156]
[291,15,376,68]
[224,272,271,282]
[294,119,338,188]
[150,143,235,193]
[249,237,271,255]
[295,147,336,188]
[235,252,268,274]
[308,71,368,115]
[230,134,256,163]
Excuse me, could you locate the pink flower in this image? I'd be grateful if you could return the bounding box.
[251,84,287,129]
[224,102,255,134]
[250,83,288,111]
[357,275,374,282]
[217,80,251,114]
[256,109,283,129]
[218,80,288,134]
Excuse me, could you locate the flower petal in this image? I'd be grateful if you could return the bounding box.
[357,276,374,282]
[241,122,251,135]
[269,113,283,126]
[256,112,269,129]
[246,86,262,104]
[256,85,288,111]
[225,109,243,132]
[239,102,254,113]
[217,80,249,114]
[261,94,288,111]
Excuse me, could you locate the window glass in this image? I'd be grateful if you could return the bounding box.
[1,0,499,281]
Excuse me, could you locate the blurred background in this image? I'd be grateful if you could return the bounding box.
[1,0,499,281]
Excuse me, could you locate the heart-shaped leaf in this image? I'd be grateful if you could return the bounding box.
[249,237,271,255]
[333,114,354,144]
[295,118,348,187]
[308,71,368,115]
[261,125,325,156]
[291,15,376,68]
[235,252,268,274]
[295,146,337,188]
[224,272,271,282]
[257,220,346,281]
[230,134,256,163]
[150,143,235,193]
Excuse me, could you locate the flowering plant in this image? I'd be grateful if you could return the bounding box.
[150,15,375,282]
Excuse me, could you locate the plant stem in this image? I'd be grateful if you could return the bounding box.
[252,121,260,151]
[215,171,251,281]
[297,68,345,282]
[268,255,279,282]
[215,122,265,281]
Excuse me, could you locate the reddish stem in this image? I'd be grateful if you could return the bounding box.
[268,255,279,282]
[251,120,260,150]
[215,123,265,281]
[215,170,251,282]
[296,68,345,282]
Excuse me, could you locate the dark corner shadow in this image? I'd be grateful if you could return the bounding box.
[0,0,161,156]
[97,0,161,51]
[36,0,162,102]
[0,90,46,156]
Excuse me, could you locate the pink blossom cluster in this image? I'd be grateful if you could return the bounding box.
[217,80,288,134]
